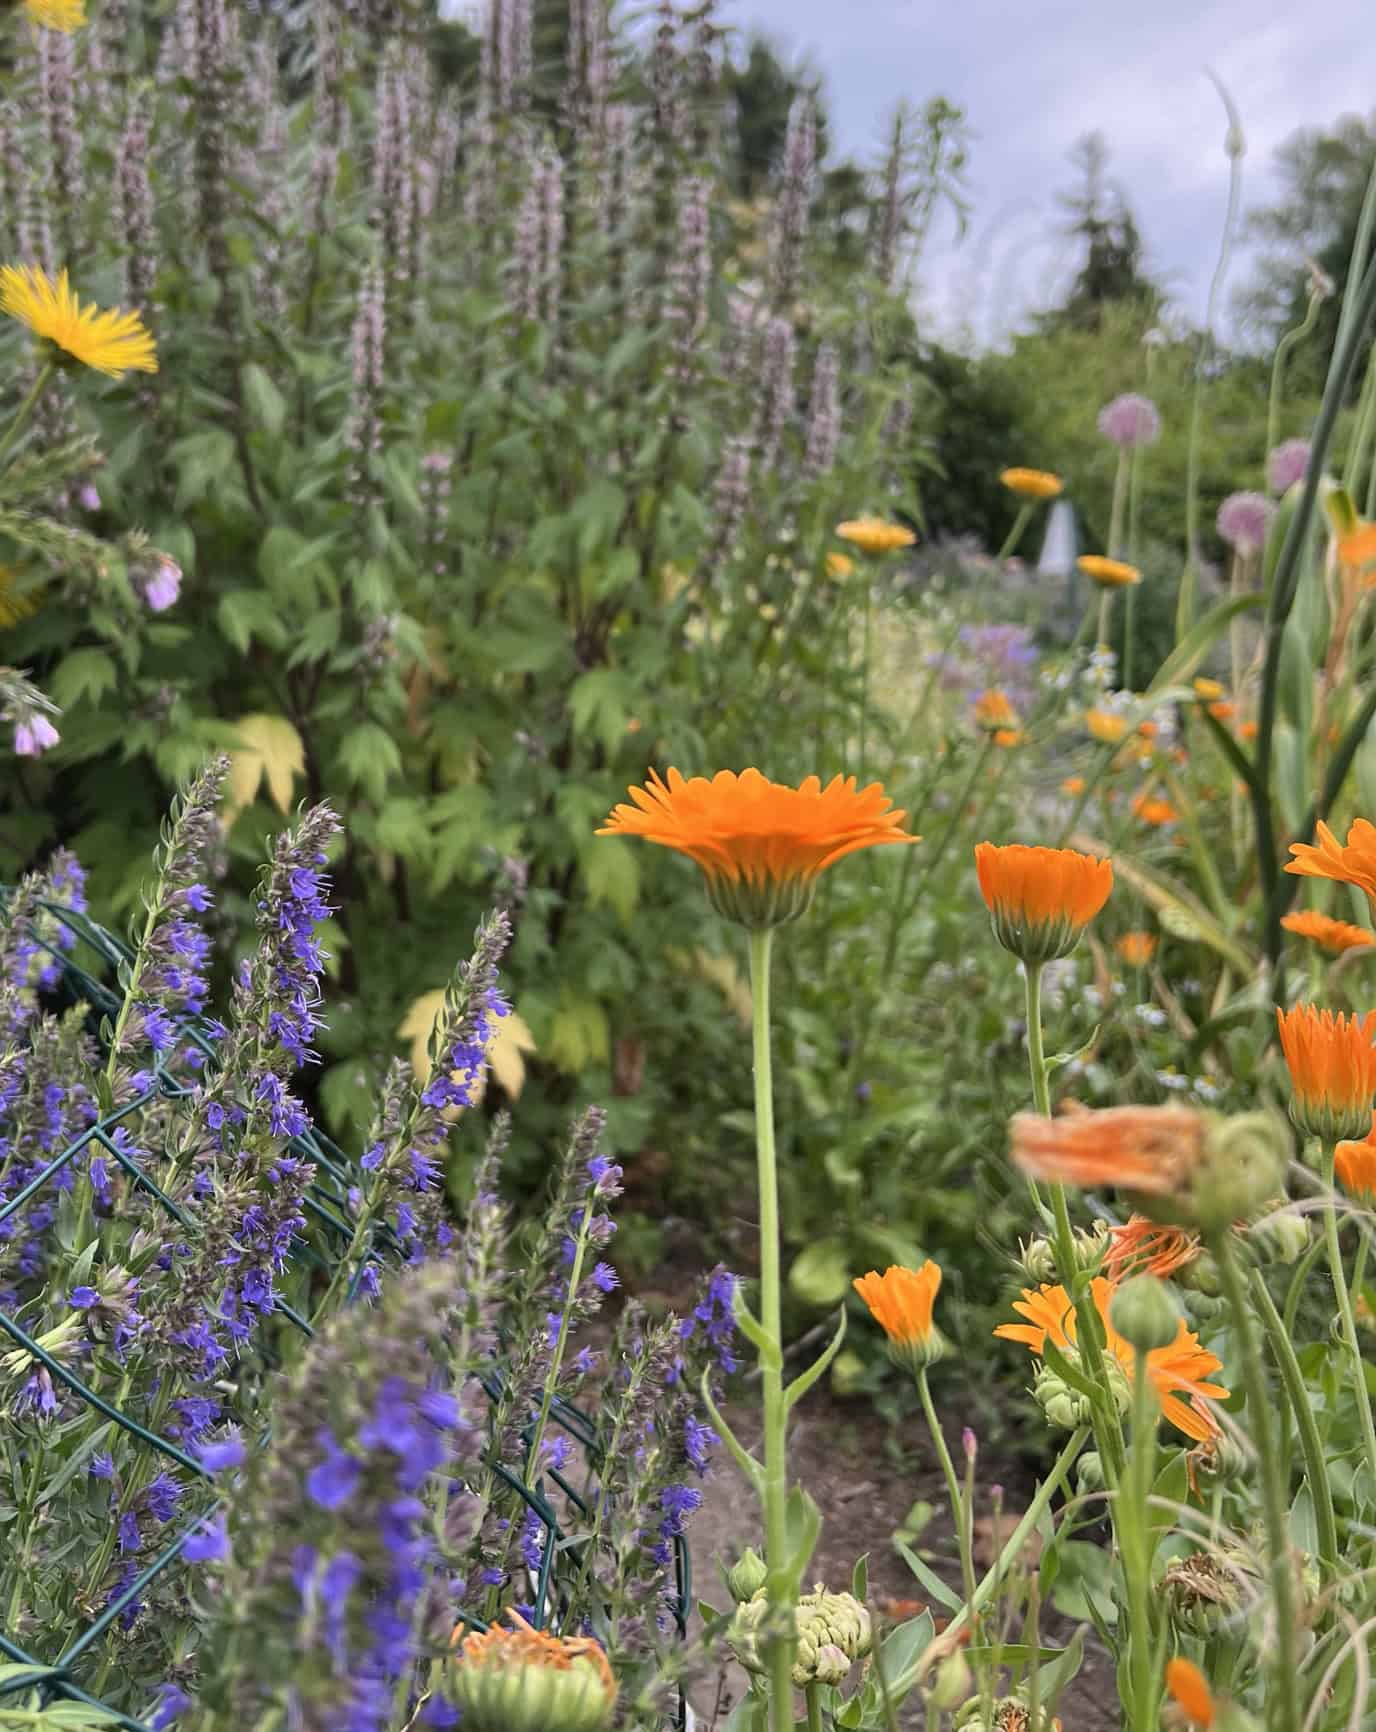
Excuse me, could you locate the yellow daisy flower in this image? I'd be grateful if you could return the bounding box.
[22,0,87,30]
[1,265,157,378]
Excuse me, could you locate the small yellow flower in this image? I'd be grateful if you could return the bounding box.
[1192,677,1225,701]
[835,517,916,555]
[1086,708,1129,744]
[0,264,157,377]
[825,551,855,579]
[1000,467,1063,501]
[22,0,87,29]
[1078,554,1141,589]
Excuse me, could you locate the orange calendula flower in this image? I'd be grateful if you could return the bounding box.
[1086,707,1129,744]
[1011,1104,1207,1199]
[452,1613,617,1732]
[993,728,1023,749]
[1276,1004,1376,1142]
[995,1278,1228,1441]
[853,1261,945,1369]
[1335,1116,1376,1203]
[972,689,1018,733]
[1131,791,1179,826]
[1164,1657,1217,1727]
[1338,522,1376,582]
[1061,775,1085,796]
[974,841,1112,964]
[598,768,918,929]
[1286,818,1376,907]
[1078,554,1141,588]
[1116,931,1157,967]
[1281,910,1374,954]
[1192,677,1225,702]
[0,264,157,376]
[835,516,916,555]
[1206,700,1235,722]
[1000,467,1063,501]
[1104,1214,1201,1281]
[825,551,855,579]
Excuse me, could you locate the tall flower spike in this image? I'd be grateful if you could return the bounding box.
[974,841,1112,964]
[770,95,814,308]
[1275,1005,1376,1142]
[598,768,918,930]
[803,342,841,477]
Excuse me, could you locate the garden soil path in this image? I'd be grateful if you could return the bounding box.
[683,1386,1120,1730]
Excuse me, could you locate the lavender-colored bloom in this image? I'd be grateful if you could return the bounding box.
[306,1430,362,1511]
[91,1452,116,1480]
[143,559,182,612]
[770,96,814,306]
[149,1685,192,1731]
[198,1433,246,1473]
[684,1413,718,1473]
[346,261,386,507]
[804,342,841,477]
[40,27,84,263]
[590,1261,619,1293]
[13,715,60,757]
[1217,490,1274,557]
[756,316,795,475]
[69,1286,99,1309]
[665,176,710,383]
[145,1472,183,1523]
[182,1513,229,1562]
[78,483,100,510]
[117,94,157,319]
[1097,393,1161,449]
[1268,438,1310,494]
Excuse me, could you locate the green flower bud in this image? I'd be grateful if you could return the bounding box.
[927,1649,973,1710]
[731,1585,872,1686]
[811,1643,851,1686]
[727,1547,768,1603]
[1072,1219,1111,1272]
[1186,1430,1249,1489]
[1190,1111,1288,1230]
[1110,1274,1182,1352]
[1018,1235,1057,1284]
[1246,1206,1310,1266]
[1033,1365,1094,1430]
[1075,1450,1106,1496]
[1178,1250,1222,1295]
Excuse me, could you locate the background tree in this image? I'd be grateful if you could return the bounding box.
[1040,132,1162,334]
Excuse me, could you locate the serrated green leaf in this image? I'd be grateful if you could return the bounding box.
[337,721,402,804]
[48,648,117,710]
[242,361,287,435]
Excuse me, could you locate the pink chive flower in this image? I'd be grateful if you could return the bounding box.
[1097,393,1161,450]
[78,483,101,511]
[14,715,60,757]
[1216,491,1274,557]
[1267,438,1310,494]
[144,558,182,612]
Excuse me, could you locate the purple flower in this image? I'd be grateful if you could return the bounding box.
[118,1510,142,1552]
[1217,490,1274,556]
[149,1684,191,1730]
[306,1430,361,1511]
[590,1261,619,1294]
[91,1452,116,1481]
[13,715,60,757]
[198,1433,246,1473]
[1268,438,1310,494]
[684,1413,718,1473]
[145,1472,183,1523]
[1097,393,1161,449]
[144,558,182,612]
[182,1514,229,1562]
[70,1286,100,1309]
[659,1482,702,1535]
[319,1551,362,1663]
[77,483,101,511]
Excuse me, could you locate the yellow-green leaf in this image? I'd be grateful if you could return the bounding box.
[226,713,305,817]
[397,991,535,1101]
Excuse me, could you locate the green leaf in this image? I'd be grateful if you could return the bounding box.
[580,837,639,923]
[568,668,632,754]
[874,1608,936,1699]
[851,1553,869,1602]
[242,361,287,436]
[1149,593,1264,695]
[788,1239,852,1307]
[337,721,402,804]
[731,1284,782,1372]
[217,588,288,653]
[776,1484,822,1596]
[892,1537,960,1610]
[48,648,117,710]
[784,1306,847,1410]
[375,799,432,862]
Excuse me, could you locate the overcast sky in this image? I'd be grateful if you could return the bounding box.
[722,0,1374,347]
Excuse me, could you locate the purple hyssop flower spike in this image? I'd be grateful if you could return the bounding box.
[1268,438,1310,494]
[1216,491,1274,557]
[1097,393,1161,449]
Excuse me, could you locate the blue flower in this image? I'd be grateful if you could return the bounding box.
[182,1514,229,1562]
[148,1684,192,1730]
[197,1433,246,1474]
[90,1452,116,1481]
[69,1285,99,1309]
[144,1473,182,1524]
[306,1430,362,1511]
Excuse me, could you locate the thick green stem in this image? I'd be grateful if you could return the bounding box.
[1249,1265,1339,1580]
[805,1682,823,1732]
[1122,1357,1158,1730]
[1321,1145,1376,1490]
[1096,588,1111,653]
[749,927,794,1732]
[1214,1230,1300,1732]
[917,1369,977,1619]
[0,359,55,468]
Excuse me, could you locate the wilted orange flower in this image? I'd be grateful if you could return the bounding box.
[1281,910,1374,954]
[1061,775,1085,796]
[1132,791,1179,826]
[1164,1657,1216,1727]
[995,1278,1227,1440]
[1104,1215,1201,1281]
[854,1261,942,1361]
[974,842,1112,963]
[1335,1116,1376,1203]
[1078,554,1141,589]
[835,517,916,555]
[825,551,855,579]
[1192,678,1225,702]
[1011,1104,1207,1198]
[1286,818,1376,906]
[1116,931,1157,967]
[1338,522,1376,583]
[993,729,1023,749]
[972,689,1018,732]
[1276,1004,1376,1142]
[1086,708,1129,743]
[598,768,917,929]
[1000,467,1063,501]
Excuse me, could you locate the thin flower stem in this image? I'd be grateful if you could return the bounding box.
[1095,588,1111,654]
[917,1369,977,1619]
[996,502,1033,561]
[857,581,873,780]
[1107,449,1129,559]
[1270,293,1324,472]
[1320,1144,1376,1496]
[0,359,55,467]
[1214,1228,1301,1732]
[1249,1265,1339,1580]
[749,925,794,1732]
[1122,1356,1159,1731]
[524,1203,593,1483]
